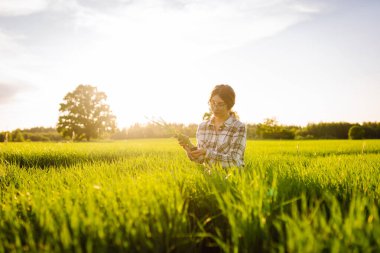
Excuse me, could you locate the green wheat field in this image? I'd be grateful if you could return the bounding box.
[1,139,380,253]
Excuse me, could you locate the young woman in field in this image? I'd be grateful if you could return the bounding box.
[179,84,247,169]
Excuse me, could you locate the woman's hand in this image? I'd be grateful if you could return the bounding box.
[178,138,187,148]
[178,139,195,159]
[190,148,206,159]
[177,136,205,160]
[178,134,196,151]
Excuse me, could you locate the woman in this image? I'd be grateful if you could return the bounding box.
[180,84,247,168]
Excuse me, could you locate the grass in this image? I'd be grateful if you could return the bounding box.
[0,139,379,252]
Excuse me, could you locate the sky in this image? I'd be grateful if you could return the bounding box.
[0,0,379,131]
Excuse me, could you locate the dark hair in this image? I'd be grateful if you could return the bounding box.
[209,84,239,119]
[209,84,235,110]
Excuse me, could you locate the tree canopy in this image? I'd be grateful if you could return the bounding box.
[57,84,117,141]
[348,125,365,140]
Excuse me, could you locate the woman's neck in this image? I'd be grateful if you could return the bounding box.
[214,113,230,125]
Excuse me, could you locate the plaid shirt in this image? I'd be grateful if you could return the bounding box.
[194,115,247,168]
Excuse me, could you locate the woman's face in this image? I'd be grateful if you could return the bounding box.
[209,95,229,117]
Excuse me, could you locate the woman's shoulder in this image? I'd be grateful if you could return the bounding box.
[230,117,246,128]
[198,119,211,129]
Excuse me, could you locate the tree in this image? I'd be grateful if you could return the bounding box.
[57,85,117,141]
[12,129,25,142]
[348,125,365,140]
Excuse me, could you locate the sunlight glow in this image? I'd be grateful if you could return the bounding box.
[0,0,379,130]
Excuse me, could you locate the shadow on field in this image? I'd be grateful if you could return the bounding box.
[184,169,278,253]
[187,193,228,253]
[0,152,143,169]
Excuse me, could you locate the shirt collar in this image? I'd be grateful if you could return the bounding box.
[207,115,235,128]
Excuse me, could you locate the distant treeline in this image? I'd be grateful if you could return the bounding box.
[0,127,64,142]
[248,120,380,140]
[1,121,380,142]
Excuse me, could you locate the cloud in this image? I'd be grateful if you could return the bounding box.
[0,29,25,55]
[0,0,49,16]
[0,0,328,55]
[76,0,135,11]
[0,82,31,104]
[0,0,331,92]
[72,0,327,60]
[0,0,328,87]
